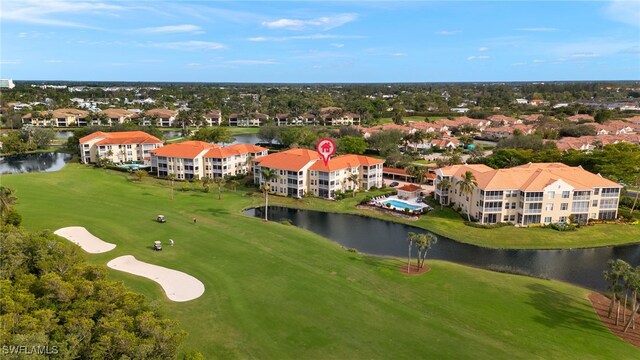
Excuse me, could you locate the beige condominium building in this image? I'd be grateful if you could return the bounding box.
[253,149,384,198]
[434,163,622,225]
[79,131,163,165]
[149,141,268,180]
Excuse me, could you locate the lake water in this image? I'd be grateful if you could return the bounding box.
[54,131,75,139]
[0,152,72,174]
[244,206,640,291]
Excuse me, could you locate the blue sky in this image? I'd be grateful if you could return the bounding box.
[1,0,639,82]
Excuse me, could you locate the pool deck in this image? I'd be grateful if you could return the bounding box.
[370,195,431,213]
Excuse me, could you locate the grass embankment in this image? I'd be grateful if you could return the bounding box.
[266,195,640,249]
[3,165,639,358]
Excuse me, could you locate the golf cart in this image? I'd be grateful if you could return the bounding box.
[156,215,166,223]
[154,241,163,251]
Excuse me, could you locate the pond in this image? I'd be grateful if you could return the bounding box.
[162,130,183,139]
[0,152,72,174]
[54,131,75,140]
[244,206,640,291]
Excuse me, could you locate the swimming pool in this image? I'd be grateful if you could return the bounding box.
[382,199,422,211]
[119,164,141,170]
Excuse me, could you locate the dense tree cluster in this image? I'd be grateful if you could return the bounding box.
[0,128,55,154]
[0,189,185,359]
[0,224,185,359]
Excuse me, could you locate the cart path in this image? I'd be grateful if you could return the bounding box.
[107,255,205,302]
[54,226,116,253]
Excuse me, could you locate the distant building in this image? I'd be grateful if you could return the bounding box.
[79,131,163,165]
[434,163,622,225]
[0,79,15,89]
[149,141,268,180]
[254,149,384,198]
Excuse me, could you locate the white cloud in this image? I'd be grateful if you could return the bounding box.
[437,30,461,35]
[44,59,63,63]
[516,27,559,32]
[1,0,124,28]
[390,53,408,57]
[247,34,365,42]
[148,41,225,51]
[0,60,21,64]
[467,55,490,61]
[186,63,202,67]
[226,59,278,65]
[478,47,489,52]
[532,59,545,63]
[330,43,345,48]
[262,14,357,31]
[569,52,600,59]
[136,24,204,34]
[604,0,640,27]
[18,32,28,38]
[511,62,527,66]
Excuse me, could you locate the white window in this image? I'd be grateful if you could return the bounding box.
[544,217,552,224]
[562,191,570,199]
[546,191,555,198]
[560,203,568,211]
[559,216,567,223]
[545,203,554,211]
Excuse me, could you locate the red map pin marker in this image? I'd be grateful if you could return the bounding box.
[316,138,336,166]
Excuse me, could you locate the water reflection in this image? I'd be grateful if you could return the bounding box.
[0,152,71,174]
[245,206,640,290]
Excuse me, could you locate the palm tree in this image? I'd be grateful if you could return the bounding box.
[230,179,240,191]
[456,171,477,222]
[168,173,176,200]
[406,232,420,273]
[406,165,426,184]
[348,173,359,196]
[132,170,147,181]
[623,266,640,332]
[415,233,438,269]
[213,177,226,200]
[604,259,628,319]
[261,168,278,221]
[437,177,451,210]
[0,186,17,217]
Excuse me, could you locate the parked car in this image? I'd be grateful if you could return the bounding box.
[390,182,399,187]
[157,215,166,223]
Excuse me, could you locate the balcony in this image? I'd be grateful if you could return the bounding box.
[524,209,542,214]
[483,207,503,213]
[484,195,503,201]
[573,195,591,201]
[524,197,544,202]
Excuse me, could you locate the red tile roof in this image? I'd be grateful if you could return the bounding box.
[150,141,219,158]
[204,144,268,158]
[80,131,162,145]
[383,167,409,175]
[255,149,383,172]
[254,149,320,171]
[397,184,422,192]
[309,154,383,171]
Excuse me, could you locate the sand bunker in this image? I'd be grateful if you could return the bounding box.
[107,255,205,302]
[54,226,116,253]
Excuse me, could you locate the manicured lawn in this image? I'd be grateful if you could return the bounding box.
[266,195,640,249]
[3,165,639,358]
